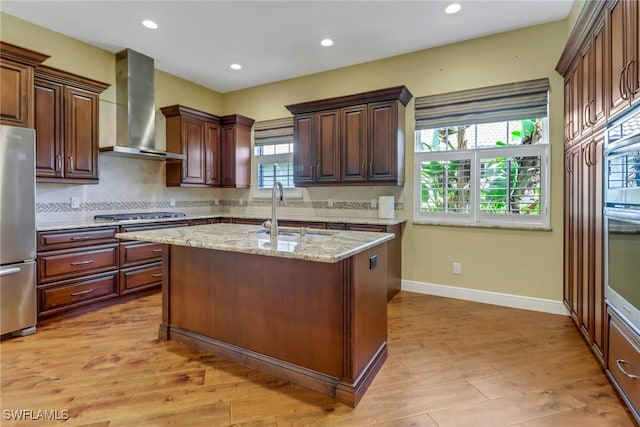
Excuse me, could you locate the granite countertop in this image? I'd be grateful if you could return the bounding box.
[115,223,394,263]
[36,213,406,231]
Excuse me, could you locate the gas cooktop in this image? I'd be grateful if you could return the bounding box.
[94,212,186,221]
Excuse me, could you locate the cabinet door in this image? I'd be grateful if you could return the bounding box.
[34,78,64,179]
[220,124,236,187]
[563,148,572,312]
[580,140,594,344]
[181,117,206,185]
[316,110,340,183]
[341,105,368,183]
[0,59,33,128]
[607,0,636,118]
[564,74,576,145]
[590,19,607,127]
[368,101,399,182]
[293,114,315,185]
[63,86,99,181]
[564,145,582,324]
[580,19,606,134]
[205,122,221,186]
[591,136,606,363]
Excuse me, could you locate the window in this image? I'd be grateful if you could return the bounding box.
[253,117,297,193]
[414,79,550,228]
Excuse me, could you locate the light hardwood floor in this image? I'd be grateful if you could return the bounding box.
[1,291,636,426]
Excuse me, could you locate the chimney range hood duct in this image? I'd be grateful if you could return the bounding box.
[100,48,185,160]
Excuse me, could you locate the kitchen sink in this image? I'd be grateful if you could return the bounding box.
[244,227,337,238]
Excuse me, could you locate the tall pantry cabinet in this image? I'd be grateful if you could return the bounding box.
[557,0,639,422]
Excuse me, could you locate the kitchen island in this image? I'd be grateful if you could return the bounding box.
[116,223,392,407]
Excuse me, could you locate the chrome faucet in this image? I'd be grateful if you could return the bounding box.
[271,181,285,238]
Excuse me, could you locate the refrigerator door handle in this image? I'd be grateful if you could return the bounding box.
[0,267,22,277]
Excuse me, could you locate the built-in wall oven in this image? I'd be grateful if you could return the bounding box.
[604,106,640,336]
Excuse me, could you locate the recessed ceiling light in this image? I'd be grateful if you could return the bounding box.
[320,38,334,47]
[230,64,242,70]
[445,3,461,14]
[142,19,158,29]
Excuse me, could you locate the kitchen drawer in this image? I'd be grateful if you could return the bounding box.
[279,220,326,229]
[120,241,164,267]
[38,272,118,315]
[346,224,387,232]
[37,226,118,251]
[608,311,640,420]
[120,262,163,295]
[37,244,119,283]
[191,219,212,226]
[232,218,265,225]
[120,221,191,232]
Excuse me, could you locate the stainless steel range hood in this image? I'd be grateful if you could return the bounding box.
[100,49,185,160]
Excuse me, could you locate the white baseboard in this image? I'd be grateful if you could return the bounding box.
[401,280,569,316]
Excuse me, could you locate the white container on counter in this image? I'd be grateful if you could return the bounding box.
[378,196,395,219]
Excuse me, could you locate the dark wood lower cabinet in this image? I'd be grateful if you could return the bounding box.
[120,262,163,295]
[607,308,640,423]
[38,272,118,317]
[563,134,605,367]
[160,242,388,407]
[36,217,403,321]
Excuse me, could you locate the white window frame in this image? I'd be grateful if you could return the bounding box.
[251,145,302,199]
[413,135,550,230]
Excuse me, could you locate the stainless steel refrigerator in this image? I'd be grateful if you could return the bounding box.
[0,125,36,336]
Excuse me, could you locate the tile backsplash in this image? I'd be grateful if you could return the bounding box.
[36,155,405,222]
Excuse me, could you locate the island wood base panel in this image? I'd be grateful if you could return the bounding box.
[160,325,388,407]
[159,243,389,407]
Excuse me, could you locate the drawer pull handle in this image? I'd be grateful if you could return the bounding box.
[152,273,163,278]
[70,288,94,297]
[152,249,163,253]
[71,236,92,241]
[70,260,94,266]
[616,359,639,380]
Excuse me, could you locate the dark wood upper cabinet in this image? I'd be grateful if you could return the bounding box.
[286,86,412,187]
[293,114,315,184]
[220,114,254,189]
[34,65,109,184]
[161,106,253,188]
[162,105,219,187]
[0,41,49,128]
[205,122,221,186]
[315,109,341,183]
[341,105,368,183]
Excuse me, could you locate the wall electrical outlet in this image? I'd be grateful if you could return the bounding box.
[170,198,176,207]
[328,199,334,208]
[214,198,219,206]
[453,262,462,275]
[239,198,244,206]
[371,198,377,208]
[70,197,80,209]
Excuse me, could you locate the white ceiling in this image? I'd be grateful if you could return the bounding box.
[1,0,574,93]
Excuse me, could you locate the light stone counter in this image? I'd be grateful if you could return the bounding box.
[116,223,394,263]
[36,213,405,231]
